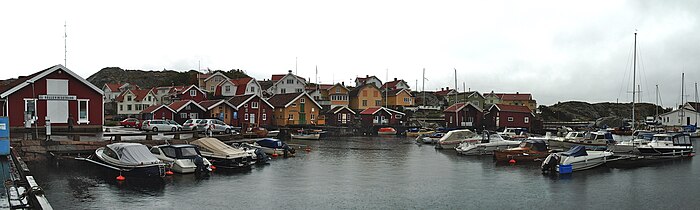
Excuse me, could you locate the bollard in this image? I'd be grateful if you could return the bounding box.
[146,134,152,141]
[174,133,181,140]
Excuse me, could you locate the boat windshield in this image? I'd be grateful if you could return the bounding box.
[444,130,476,141]
[652,136,672,141]
[180,147,200,158]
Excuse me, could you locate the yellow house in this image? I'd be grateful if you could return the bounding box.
[268,92,324,126]
[199,72,230,93]
[328,83,350,108]
[383,88,414,108]
[349,84,382,111]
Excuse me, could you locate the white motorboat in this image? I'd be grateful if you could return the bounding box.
[291,129,322,140]
[547,131,615,151]
[498,127,529,140]
[81,143,166,178]
[416,132,444,144]
[635,133,694,158]
[541,145,616,174]
[191,138,255,169]
[435,129,478,149]
[611,130,656,154]
[267,130,280,137]
[150,144,212,174]
[455,132,521,155]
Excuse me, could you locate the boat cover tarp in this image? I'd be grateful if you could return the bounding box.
[106,143,160,165]
[523,139,548,151]
[441,129,476,141]
[562,145,587,157]
[257,138,284,149]
[191,138,246,157]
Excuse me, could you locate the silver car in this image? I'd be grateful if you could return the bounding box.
[166,120,183,131]
[141,120,179,132]
[182,119,205,131]
[198,119,233,134]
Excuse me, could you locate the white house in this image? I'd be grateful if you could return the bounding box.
[659,102,700,127]
[265,70,306,96]
[116,89,158,116]
[215,77,262,97]
[355,75,383,89]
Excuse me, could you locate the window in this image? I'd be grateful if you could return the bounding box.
[311,108,315,112]
[24,99,36,117]
[296,89,303,93]
[281,88,286,94]
[525,117,530,124]
[311,114,315,120]
[287,79,294,84]
[338,113,342,121]
[314,96,320,101]
[225,86,230,92]
[210,86,215,91]
[336,88,340,93]
[508,117,514,122]
[181,113,188,118]
[300,98,305,103]
[127,105,132,111]
[375,100,381,106]
[78,100,89,123]
[190,90,197,96]
[244,114,249,120]
[252,102,259,108]
[373,91,378,97]
[450,116,453,123]
[404,97,411,103]
[185,105,191,110]
[189,113,198,119]
[127,96,132,101]
[288,114,294,120]
[362,100,367,106]
[120,105,123,111]
[292,103,297,107]
[250,86,255,92]
[262,113,267,121]
[362,90,367,97]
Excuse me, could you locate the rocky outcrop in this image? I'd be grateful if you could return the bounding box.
[539,101,670,122]
[87,67,249,89]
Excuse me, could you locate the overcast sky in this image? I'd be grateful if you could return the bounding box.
[1,0,699,106]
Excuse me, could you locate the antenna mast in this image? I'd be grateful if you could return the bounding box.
[454,68,457,105]
[422,68,426,107]
[64,21,67,67]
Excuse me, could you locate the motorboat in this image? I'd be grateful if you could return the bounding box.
[499,127,529,140]
[611,130,656,154]
[493,139,549,163]
[150,144,212,174]
[635,133,694,158]
[377,127,397,135]
[435,129,478,149]
[291,129,322,140]
[455,131,521,155]
[234,143,272,164]
[241,138,295,157]
[416,132,444,144]
[548,131,615,151]
[406,128,435,137]
[190,138,255,169]
[267,130,280,138]
[541,145,616,174]
[80,143,166,178]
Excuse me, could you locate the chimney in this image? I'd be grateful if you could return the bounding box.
[366,75,369,78]
[394,78,397,81]
[441,88,444,91]
[288,70,292,73]
[516,92,519,94]
[446,87,450,90]
[341,81,345,86]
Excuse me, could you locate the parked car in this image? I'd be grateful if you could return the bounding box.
[198,119,234,134]
[166,120,183,131]
[141,120,179,132]
[120,118,140,128]
[183,119,205,131]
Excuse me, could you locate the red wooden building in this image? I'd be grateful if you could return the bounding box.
[484,104,534,131]
[140,104,175,120]
[0,65,103,131]
[171,85,208,102]
[227,94,274,130]
[168,100,206,124]
[359,107,405,127]
[443,102,483,129]
[325,106,356,126]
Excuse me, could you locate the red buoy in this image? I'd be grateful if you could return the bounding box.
[165,171,174,175]
[305,148,311,152]
[116,175,126,181]
[210,165,217,171]
[508,159,516,164]
[272,153,279,157]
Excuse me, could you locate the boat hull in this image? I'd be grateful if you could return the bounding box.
[202,155,254,169]
[548,140,608,151]
[493,150,549,163]
[636,147,694,157]
[291,133,321,140]
[88,154,165,178]
[456,143,520,156]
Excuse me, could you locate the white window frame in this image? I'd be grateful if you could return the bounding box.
[244,113,249,120]
[77,99,90,124]
[508,117,514,122]
[190,90,197,96]
[311,114,315,120]
[252,102,259,109]
[524,117,530,124]
[180,113,188,118]
[225,85,231,92]
[189,113,198,119]
[262,113,267,121]
[300,98,305,103]
[24,98,37,118]
[288,114,294,120]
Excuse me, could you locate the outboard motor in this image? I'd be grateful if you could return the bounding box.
[254,148,269,164]
[193,155,209,176]
[541,154,559,174]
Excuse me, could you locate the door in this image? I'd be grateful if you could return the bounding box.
[687,117,691,126]
[46,79,69,123]
[250,114,255,124]
[299,113,306,125]
[341,113,347,124]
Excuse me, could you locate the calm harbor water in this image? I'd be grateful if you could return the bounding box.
[29,136,700,209]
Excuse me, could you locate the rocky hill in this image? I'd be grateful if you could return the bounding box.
[87,67,250,89]
[538,101,670,123]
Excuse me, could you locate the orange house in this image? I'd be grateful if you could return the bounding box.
[383,88,414,108]
[268,92,324,126]
[349,84,382,111]
[328,83,350,108]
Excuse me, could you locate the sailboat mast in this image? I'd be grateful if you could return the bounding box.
[632,32,637,130]
[681,73,685,125]
[422,68,425,107]
[454,68,457,105]
[695,82,698,125]
[64,21,67,67]
[655,84,659,120]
